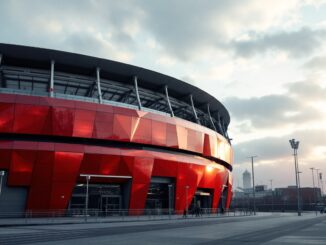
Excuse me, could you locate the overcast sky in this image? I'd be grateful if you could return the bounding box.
[1,0,326,189]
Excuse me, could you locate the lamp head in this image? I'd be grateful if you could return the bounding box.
[295,141,299,149]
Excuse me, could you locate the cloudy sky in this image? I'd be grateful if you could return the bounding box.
[1,0,326,189]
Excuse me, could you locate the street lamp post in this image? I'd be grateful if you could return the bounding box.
[168,184,172,216]
[289,139,301,216]
[185,185,189,216]
[316,169,321,202]
[85,175,91,221]
[0,171,5,197]
[310,167,317,215]
[248,156,257,215]
[320,173,324,196]
[270,179,274,212]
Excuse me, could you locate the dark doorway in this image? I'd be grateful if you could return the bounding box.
[190,188,213,213]
[218,187,228,212]
[69,183,125,215]
[145,177,175,214]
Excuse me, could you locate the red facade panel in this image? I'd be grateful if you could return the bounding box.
[0,149,11,169]
[8,150,37,186]
[129,157,154,211]
[73,109,96,138]
[166,123,178,148]
[13,104,49,134]
[93,111,114,139]
[131,117,152,144]
[152,159,178,177]
[27,151,55,210]
[152,120,167,146]
[0,103,14,133]
[52,107,75,137]
[176,125,188,150]
[50,152,83,210]
[112,114,132,141]
[80,153,101,175]
[187,129,204,153]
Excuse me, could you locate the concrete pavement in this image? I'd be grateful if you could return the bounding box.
[0,212,325,245]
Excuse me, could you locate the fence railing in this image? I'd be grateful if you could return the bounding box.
[0,208,253,225]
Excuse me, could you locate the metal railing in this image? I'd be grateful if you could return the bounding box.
[0,208,253,225]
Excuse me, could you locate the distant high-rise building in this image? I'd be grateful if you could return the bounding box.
[243,170,251,189]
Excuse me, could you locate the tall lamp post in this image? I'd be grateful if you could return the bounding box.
[316,169,321,202]
[310,167,317,215]
[289,139,301,216]
[0,171,5,197]
[168,184,173,216]
[270,179,274,212]
[320,173,324,196]
[85,175,91,221]
[185,185,189,216]
[248,156,257,215]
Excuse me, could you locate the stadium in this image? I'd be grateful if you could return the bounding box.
[0,43,233,216]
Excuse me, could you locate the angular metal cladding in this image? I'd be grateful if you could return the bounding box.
[0,94,232,162]
[0,141,231,212]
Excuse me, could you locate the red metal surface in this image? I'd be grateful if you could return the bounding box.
[0,93,233,212]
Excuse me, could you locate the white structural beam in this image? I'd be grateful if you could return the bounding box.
[207,104,217,131]
[96,67,103,104]
[189,94,199,123]
[164,85,174,117]
[134,76,142,110]
[50,60,55,97]
[217,112,224,134]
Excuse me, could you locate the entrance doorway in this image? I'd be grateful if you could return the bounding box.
[218,187,228,212]
[145,177,175,214]
[190,188,213,214]
[69,184,124,216]
[100,195,121,214]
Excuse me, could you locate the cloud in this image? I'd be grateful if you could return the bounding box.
[225,79,326,130]
[0,0,324,63]
[139,0,304,60]
[234,128,326,164]
[304,56,326,71]
[232,27,326,58]
[0,0,140,61]
[287,80,326,100]
[225,95,319,129]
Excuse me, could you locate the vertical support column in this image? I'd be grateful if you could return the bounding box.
[85,175,90,221]
[224,122,230,139]
[134,76,142,110]
[216,112,224,134]
[96,67,103,104]
[220,118,230,140]
[207,104,217,131]
[189,94,200,124]
[0,54,2,66]
[165,85,174,117]
[50,60,55,97]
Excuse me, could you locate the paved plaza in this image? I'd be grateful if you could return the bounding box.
[0,213,325,245]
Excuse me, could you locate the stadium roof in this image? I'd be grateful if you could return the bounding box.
[0,43,230,126]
